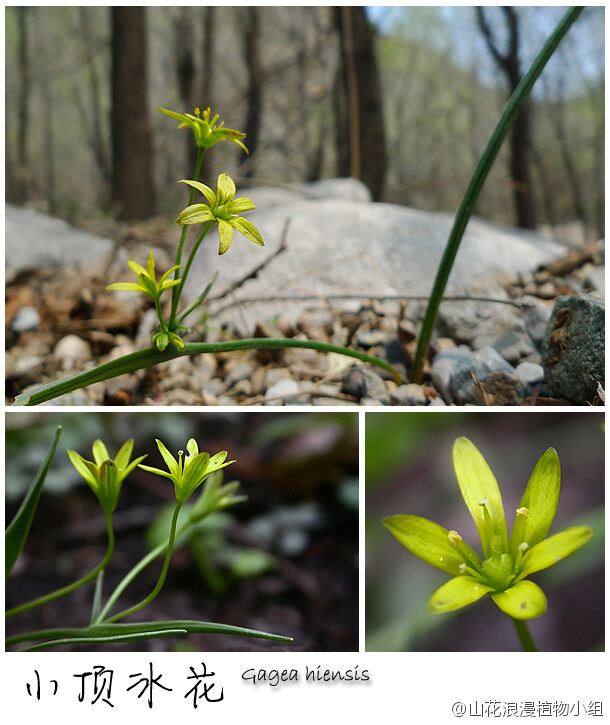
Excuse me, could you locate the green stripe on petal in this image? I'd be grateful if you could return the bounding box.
[218,219,234,254]
[383,515,473,576]
[230,197,256,213]
[491,580,547,620]
[452,437,508,558]
[516,526,593,580]
[176,203,215,226]
[428,575,494,613]
[231,217,264,246]
[216,173,236,203]
[178,179,216,207]
[510,448,561,558]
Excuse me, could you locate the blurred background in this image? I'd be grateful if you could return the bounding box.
[6,411,358,651]
[366,411,604,651]
[4,6,604,238]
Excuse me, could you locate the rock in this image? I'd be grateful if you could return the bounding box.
[522,296,553,351]
[586,265,605,297]
[6,203,114,275]
[184,182,565,332]
[474,371,526,405]
[448,347,515,404]
[341,366,389,404]
[430,347,471,401]
[10,306,40,332]
[53,335,92,369]
[542,293,605,404]
[492,328,535,366]
[265,378,301,404]
[390,384,428,406]
[514,361,545,386]
[224,361,254,388]
[356,328,388,349]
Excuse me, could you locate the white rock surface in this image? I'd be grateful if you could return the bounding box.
[185,179,566,331]
[6,203,114,274]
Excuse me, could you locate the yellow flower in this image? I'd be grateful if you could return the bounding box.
[176,173,264,255]
[158,106,248,153]
[107,252,182,301]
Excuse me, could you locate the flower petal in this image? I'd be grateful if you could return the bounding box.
[176,203,215,226]
[155,439,180,479]
[138,464,175,482]
[216,172,236,203]
[127,259,148,277]
[229,196,256,213]
[517,526,593,580]
[106,282,146,293]
[230,217,264,246]
[491,580,547,620]
[452,437,508,558]
[67,450,98,489]
[383,515,475,576]
[428,576,494,613]
[218,219,234,254]
[510,448,561,557]
[178,179,216,207]
[114,439,134,470]
[92,440,110,466]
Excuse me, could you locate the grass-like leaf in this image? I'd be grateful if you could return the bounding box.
[13,340,401,405]
[25,629,189,651]
[5,426,62,580]
[410,6,585,383]
[7,619,294,650]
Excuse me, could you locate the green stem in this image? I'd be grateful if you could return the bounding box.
[170,146,205,326]
[13,339,402,406]
[177,271,218,323]
[95,518,193,624]
[103,502,183,624]
[410,6,584,383]
[169,221,214,327]
[511,617,537,652]
[6,512,115,618]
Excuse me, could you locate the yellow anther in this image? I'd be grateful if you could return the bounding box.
[479,498,489,507]
[448,530,463,545]
[518,542,529,552]
[459,563,467,574]
[516,507,530,519]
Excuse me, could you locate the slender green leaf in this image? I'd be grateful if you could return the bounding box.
[5,426,62,580]
[13,340,401,405]
[411,7,585,382]
[7,619,293,648]
[25,629,188,652]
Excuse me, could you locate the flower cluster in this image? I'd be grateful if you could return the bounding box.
[107,252,181,302]
[384,437,592,620]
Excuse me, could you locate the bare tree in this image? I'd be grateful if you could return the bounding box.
[476,6,536,229]
[111,7,154,219]
[241,7,263,176]
[332,6,387,200]
[15,7,31,202]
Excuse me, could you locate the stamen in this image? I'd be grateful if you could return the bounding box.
[518,542,528,552]
[459,563,467,574]
[447,530,462,545]
[516,507,530,519]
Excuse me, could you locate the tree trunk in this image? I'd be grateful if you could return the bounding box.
[111,7,154,219]
[174,7,197,176]
[242,7,263,176]
[16,7,30,202]
[476,6,536,229]
[199,6,216,182]
[332,6,387,200]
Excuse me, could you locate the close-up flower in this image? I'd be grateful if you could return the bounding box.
[176,173,264,254]
[67,439,146,514]
[158,106,248,153]
[106,252,182,301]
[384,437,592,623]
[139,438,235,503]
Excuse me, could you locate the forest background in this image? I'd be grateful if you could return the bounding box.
[4,6,605,241]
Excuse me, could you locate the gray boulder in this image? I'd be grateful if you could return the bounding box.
[183,179,565,332]
[6,203,114,275]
